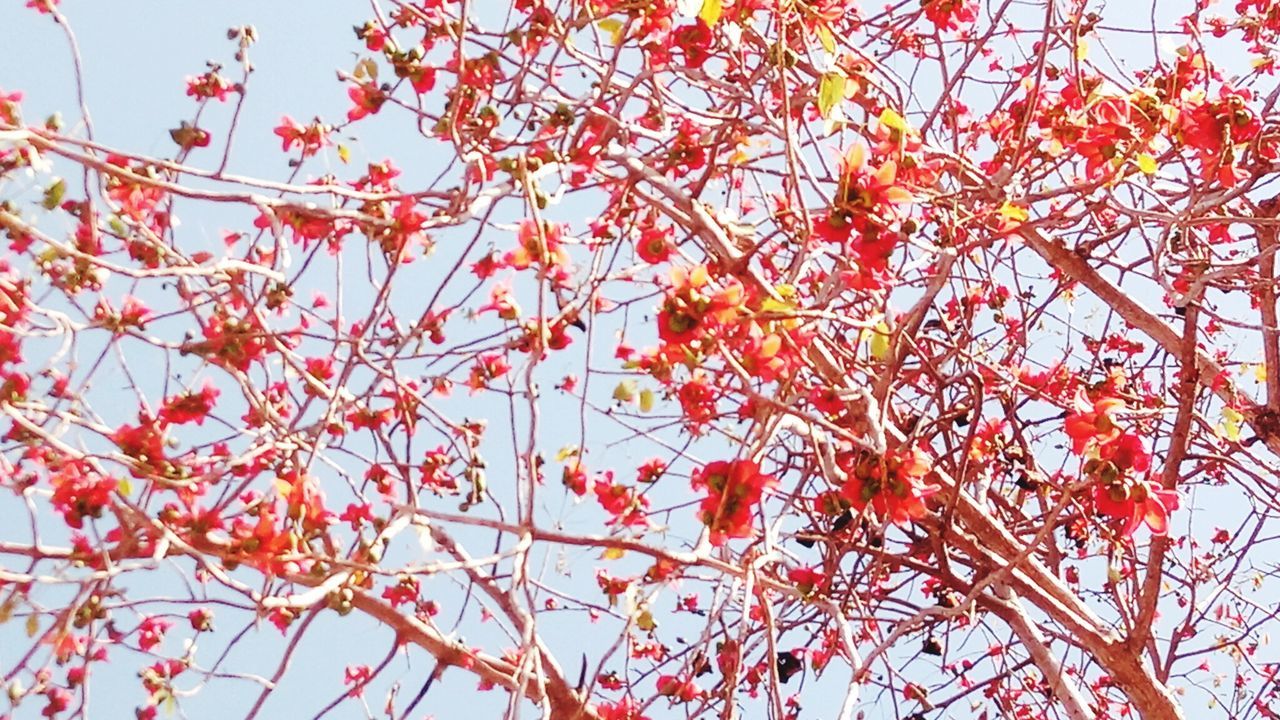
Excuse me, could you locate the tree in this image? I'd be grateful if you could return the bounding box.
[4,0,1280,717]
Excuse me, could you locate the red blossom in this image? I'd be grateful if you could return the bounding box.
[1093,480,1180,537]
[186,71,235,102]
[922,0,977,31]
[1063,388,1126,454]
[839,447,938,526]
[692,459,777,545]
[346,83,386,122]
[136,616,171,652]
[344,665,374,697]
[158,380,219,426]
[273,116,331,156]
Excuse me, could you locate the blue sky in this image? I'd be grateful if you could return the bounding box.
[3,1,1275,719]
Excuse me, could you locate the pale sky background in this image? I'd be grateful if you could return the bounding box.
[0,1,1268,720]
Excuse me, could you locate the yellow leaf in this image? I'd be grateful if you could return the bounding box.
[555,444,579,462]
[613,380,637,403]
[273,477,292,497]
[354,58,378,82]
[1136,153,1157,175]
[337,144,351,164]
[597,18,625,45]
[761,286,797,314]
[1257,363,1268,383]
[639,388,655,413]
[818,72,846,119]
[760,334,782,359]
[1222,406,1244,442]
[117,478,133,497]
[870,321,891,360]
[878,108,909,134]
[25,615,38,638]
[1075,37,1088,60]
[699,0,723,26]
[42,179,66,210]
[816,24,836,54]
[998,202,1029,224]
[602,547,626,560]
[636,608,658,631]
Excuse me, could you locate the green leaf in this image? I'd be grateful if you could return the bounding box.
[699,0,723,26]
[41,179,65,210]
[818,73,845,119]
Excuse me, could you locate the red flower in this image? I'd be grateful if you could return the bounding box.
[832,143,913,226]
[637,224,674,264]
[347,82,386,122]
[467,352,511,392]
[382,575,420,607]
[593,474,651,527]
[840,447,938,525]
[677,375,718,428]
[505,219,569,271]
[595,698,649,720]
[158,379,219,426]
[636,458,667,483]
[188,608,214,632]
[49,463,116,527]
[596,569,634,602]
[273,116,331,157]
[737,325,786,382]
[692,459,777,545]
[922,0,977,31]
[673,20,714,68]
[657,673,702,701]
[1063,388,1125,454]
[1093,480,1179,537]
[186,71,234,102]
[562,460,588,496]
[787,566,827,597]
[137,616,172,652]
[1178,88,1260,186]
[1097,431,1151,473]
[344,665,374,698]
[657,264,743,347]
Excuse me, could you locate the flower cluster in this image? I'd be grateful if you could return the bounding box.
[691,459,777,545]
[1064,387,1178,536]
[837,446,938,525]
